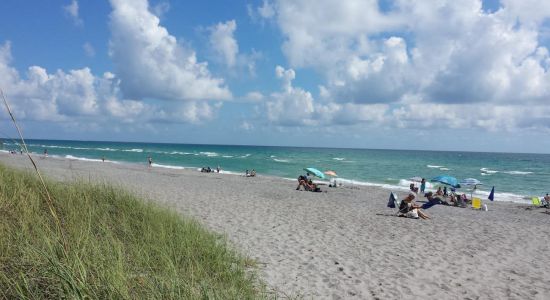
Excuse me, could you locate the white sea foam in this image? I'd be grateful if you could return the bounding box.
[123,148,143,153]
[222,155,233,158]
[273,158,290,163]
[427,165,443,168]
[480,167,498,174]
[439,167,451,171]
[65,155,103,162]
[151,163,186,170]
[503,171,533,175]
[240,154,251,158]
[333,157,345,161]
[200,152,218,157]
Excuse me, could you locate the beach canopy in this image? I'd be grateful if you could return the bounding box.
[304,167,325,179]
[324,170,338,177]
[431,175,460,188]
[461,178,482,186]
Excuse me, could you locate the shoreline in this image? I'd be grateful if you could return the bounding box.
[0,150,532,204]
[1,152,549,298]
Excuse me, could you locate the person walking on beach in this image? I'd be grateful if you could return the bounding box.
[147,156,152,167]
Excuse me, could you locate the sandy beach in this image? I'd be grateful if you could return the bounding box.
[1,153,549,299]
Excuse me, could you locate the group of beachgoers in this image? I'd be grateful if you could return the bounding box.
[396,178,483,220]
[201,165,221,173]
[244,169,256,177]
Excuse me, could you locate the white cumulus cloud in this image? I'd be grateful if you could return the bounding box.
[63,0,83,26]
[108,0,231,101]
[208,20,239,67]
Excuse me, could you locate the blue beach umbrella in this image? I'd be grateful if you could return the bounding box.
[303,167,326,179]
[488,186,495,201]
[431,175,460,188]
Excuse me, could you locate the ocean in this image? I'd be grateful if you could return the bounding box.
[2,139,549,203]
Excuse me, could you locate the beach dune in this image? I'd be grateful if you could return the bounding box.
[1,153,549,299]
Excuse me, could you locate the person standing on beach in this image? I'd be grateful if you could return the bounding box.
[102,156,105,162]
[147,156,152,167]
[43,149,48,157]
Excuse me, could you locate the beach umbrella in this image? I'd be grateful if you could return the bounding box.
[430,175,460,188]
[488,186,495,201]
[460,178,482,199]
[324,170,338,177]
[303,167,325,179]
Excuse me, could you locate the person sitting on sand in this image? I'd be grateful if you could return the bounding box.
[296,176,320,192]
[436,187,443,196]
[543,193,550,207]
[399,192,430,219]
[250,169,256,177]
[296,175,308,190]
[422,191,450,209]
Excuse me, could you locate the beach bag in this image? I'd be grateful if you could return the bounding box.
[406,209,419,219]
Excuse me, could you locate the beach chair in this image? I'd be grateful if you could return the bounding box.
[471,197,482,210]
[532,197,541,207]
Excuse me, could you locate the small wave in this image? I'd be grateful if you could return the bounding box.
[200,152,218,157]
[503,171,533,175]
[273,158,290,163]
[480,167,498,174]
[65,155,103,163]
[123,148,143,153]
[333,157,345,161]
[151,163,186,170]
[480,173,491,176]
[95,147,118,151]
[427,165,443,168]
[439,167,451,171]
[240,154,251,158]
[222,155,233,158]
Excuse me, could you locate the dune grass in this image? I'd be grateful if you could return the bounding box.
[0,164,265,299]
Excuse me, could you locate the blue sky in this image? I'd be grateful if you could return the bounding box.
[1,0,550,153]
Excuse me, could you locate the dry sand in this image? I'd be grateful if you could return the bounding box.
[1,153,549,299]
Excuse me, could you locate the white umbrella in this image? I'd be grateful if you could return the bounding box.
[460,178,482,199]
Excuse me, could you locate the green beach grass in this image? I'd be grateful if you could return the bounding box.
[0,164,265,299]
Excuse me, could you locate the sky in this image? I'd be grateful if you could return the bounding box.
[0,0,550,153]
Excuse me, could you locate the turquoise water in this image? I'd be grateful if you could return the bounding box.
[2,139,549,202]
